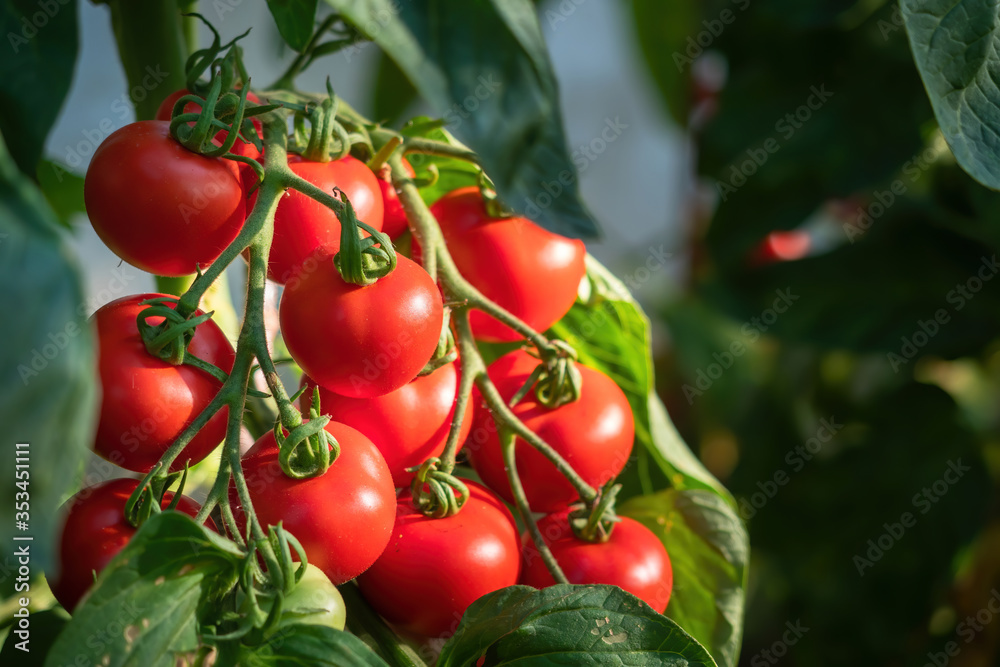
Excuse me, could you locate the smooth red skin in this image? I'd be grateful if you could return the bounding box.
[233,423,396,584]
[467,350,634,513]
[520,513,673,613]
[357,481,521,638]
[428,187,586,342]
[266,155,384,284]
[93,294,234,473]
[279,255,444,398]
[300,361,473,487]
[51,478,204,612]
[376,159,415,239]
[84,121,245,276]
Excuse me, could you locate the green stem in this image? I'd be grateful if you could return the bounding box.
[340,583,428,667]
[270,14,340,90]
[500,429,569,584]
[107,0,188,120]
[437,315,476,473]
[402,137,479,164]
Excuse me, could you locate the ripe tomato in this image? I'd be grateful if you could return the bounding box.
[428,187,586,341]
[266,155,384,285]
[300,360,473,487]
[50,478,205,612]
[279,255,444,399]
[356,481,521,638]
[520,512,673,612]
[467,349,634,513]
[85,121,246,277]
[376,158,415,239]
[233,422,396,584]
[93,294,234,473]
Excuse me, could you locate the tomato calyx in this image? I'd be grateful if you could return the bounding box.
[123,466,190,529]
[568,481,623,544]
[407,457,471,519]
[509,340,584,410]
[293,80,355,163]
[418,307,459,376]
[332,188,397,286]
[274,386,341,479]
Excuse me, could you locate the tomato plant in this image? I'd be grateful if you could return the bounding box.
[280,254,444,398]
[427,186,586,342]
[356,481,521,638]
[233,422,396,585]
[520,512,673,613]
[300,359,473,487]
[91,293,234,473]
[48,478,205,612]
[376,158,415,239]
[83,120,246,276]
[467,349,634,512]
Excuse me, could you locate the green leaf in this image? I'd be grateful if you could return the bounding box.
[629,0,698,126]
[371,51,418,125]
[400,116,481,207]
[45,513,243,667]
[324,0,600,239]
[35,160,84,227]
[439,584,717,666]
[901,0,1000,189]
[551,256,732,498]
[267,0,320,52]
[0,0,79,174]
[0,608,69,664]
[239,624,391,666]
[0,131,97,591]
[620,489,748,667]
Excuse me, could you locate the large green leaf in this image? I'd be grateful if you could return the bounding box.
[35,160,84,227]
[0,0,79,174]
[620,489,748,667]
[267,0,320,52]
[902,0,1000,189]
[239,625,391,666]
[0,132,97,591]
[325,0,600,239]
[548,257,747,666]
[629,0,698,126]
[438,584,717,666]
[45,513,243,667]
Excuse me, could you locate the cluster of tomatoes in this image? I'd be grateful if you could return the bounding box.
[50,88,674,640]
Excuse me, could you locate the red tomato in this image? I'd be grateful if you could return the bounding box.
[92,294,234,473]
[427,187,585,341]
[376,158,415,239]
[50,478,206,612]
[300,360,473,487]
[266,155,384,285]
[279,255,444,399]
[356,481,521,638]
[155,89,264,194]
[467,350,634,513]
[84,121,245,276]
[233,422,396,584]
[520,512,673,612]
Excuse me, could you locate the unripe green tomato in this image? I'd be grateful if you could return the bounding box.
[270,564,347,633]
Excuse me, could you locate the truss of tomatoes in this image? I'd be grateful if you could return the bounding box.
[56,108,674,637]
